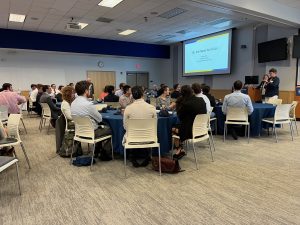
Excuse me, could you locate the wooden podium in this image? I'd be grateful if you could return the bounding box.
[247,86,261,102]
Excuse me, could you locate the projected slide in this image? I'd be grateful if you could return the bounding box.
[183,30,232,76]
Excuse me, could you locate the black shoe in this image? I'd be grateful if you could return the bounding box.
[131,160,140,168]
[140,157,151,167]
[231,129,238,140]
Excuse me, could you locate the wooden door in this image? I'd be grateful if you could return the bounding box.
[87,71,116,100]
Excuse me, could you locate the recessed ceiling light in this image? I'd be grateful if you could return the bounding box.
[9,13,26,23]
[98,0,124,8]
[78,22,88,29]
[118,29,137,36]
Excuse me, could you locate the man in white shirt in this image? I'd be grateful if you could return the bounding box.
[192,83,211,113]
[29,84,38,103]
[222,80,253,140]
[71,80,112,160]
[123,86,157,167]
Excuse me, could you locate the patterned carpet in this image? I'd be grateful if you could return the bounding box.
[0,114,299,225]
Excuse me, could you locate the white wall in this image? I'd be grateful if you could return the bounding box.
[0,49,172,90]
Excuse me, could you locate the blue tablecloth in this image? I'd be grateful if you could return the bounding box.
[102,110,178,155]
[215,103,276,136]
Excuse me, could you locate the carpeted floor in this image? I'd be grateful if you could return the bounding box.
[0,115,299,225]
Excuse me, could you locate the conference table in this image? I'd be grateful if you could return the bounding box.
[101,110,178,155]
[214,103,276,136]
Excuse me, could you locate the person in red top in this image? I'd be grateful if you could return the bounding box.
[0,83,26,114]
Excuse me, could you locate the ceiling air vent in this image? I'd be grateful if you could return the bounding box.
[96,17,114,23]
[158,8,187,19]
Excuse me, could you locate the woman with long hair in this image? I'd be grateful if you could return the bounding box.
[172,85,207,159]
[61,86,75,125]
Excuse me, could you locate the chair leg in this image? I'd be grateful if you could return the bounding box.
[124,148,127,178]
[158,146,161,176]
[15,162,21,195]
[210,133,216,151]
[208,136,214,162]
[39,118,43,131]
[21,118,27,134]
[294,120,298,136]
[47,120,51,135]
[90,144,95,171]
[192,141,199,170]
[274,125,278,143]
[290,122,294,141]
[111,138,114,160]
[223,124,226,142]
[70,139,75,164]
[215,119,217,136]
[171,136,174,159]
[20,142,31,169]
[248,124,250,143]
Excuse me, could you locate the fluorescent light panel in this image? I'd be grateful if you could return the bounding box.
[9,13,26,23]
[118,29,137,36]
[78,22,88,29]
[98,0,124,8]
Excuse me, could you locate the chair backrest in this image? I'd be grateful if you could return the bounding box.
[72,115,95,141]
[274,104,291,121]
[126,118,157,144]
[95,104,107,111]
[104,102,120,109]
[0,105,8,122]
[40,103,51,118]
[290,101,298,119]
[226,107,248,122]
[7,114,21,141]
[61,110,71,131]
[267,97,282,105]
[193,114,209,139]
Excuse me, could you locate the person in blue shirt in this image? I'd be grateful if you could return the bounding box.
[222,80,253,140]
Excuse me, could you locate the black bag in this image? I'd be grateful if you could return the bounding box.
[158,109,169,117]
[152,157,181,173]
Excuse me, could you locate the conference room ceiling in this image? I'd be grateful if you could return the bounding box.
[0,0,295,44]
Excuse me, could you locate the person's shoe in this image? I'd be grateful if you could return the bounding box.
[140,157,151,167]
[231,129,238,140]
[131,160,140,168]
[173,151,186,160]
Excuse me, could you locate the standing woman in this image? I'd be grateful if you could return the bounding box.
[256,74,269,101]
[172,85,207,159]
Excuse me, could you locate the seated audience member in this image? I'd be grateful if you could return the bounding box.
[156,83,166,98]
[50,84,57,97]
[156,85,176,110]
[192,83,211,113]
[119,85,133,109]
[55,85,64,102]
[40,85,61,127]
[104,85,119,102]
[222,80,253,140]
[202,85,216,108]
[115,83,126,97]
[173,85,207,159]
[29,84,38,103]
[150,84,158,97]
[0,83,26,114]
[123,86,157,167]
[35,84,44,115]
[99,85,109,101]
[171,84,181,99]
[71,81,112,160]
[61,86,75,124]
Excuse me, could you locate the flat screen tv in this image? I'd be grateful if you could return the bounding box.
[292,35,300,58]
[258,38,287,63]
[245,76,259,85]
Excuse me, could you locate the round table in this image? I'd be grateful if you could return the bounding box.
[215,103,276,136]
[101,110,178,155]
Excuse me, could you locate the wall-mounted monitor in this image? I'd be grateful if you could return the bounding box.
[183,29,232,76]
[245,76,259,85]
[258,38,288,63]
[292,35,300,58]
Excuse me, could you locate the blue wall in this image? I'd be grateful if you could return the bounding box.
[0,28,170,59]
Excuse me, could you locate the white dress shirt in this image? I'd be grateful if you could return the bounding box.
[222,90,254,115]
[30,88,38,102]
[196,93,211,113]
